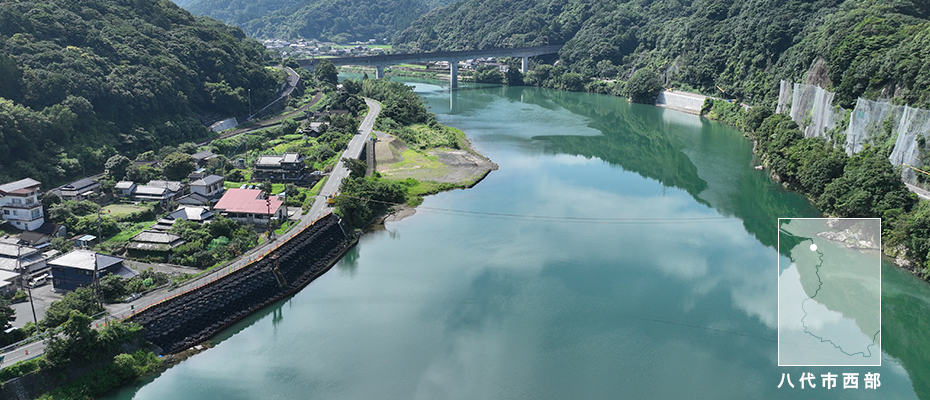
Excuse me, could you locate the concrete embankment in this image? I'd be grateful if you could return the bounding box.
[130,213,355,354]
[655,90,710,114]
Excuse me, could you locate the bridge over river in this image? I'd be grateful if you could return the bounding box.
[297,45,562,88]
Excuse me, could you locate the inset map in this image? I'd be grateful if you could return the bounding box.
[777,218,881,366]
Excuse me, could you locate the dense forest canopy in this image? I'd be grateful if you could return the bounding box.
[396,0,930,108]
[0,0,278,186]
[184,0,458,42]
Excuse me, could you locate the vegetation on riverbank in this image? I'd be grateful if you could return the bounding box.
[0,311,161,400]
[702,100,930,277]
[333,77,493,227]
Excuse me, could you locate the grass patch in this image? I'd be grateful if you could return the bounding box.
[274,220,296,235]
[395,63,427,70]
[101,204,149,218]
[106,220,156,243]
[307,178,326,197]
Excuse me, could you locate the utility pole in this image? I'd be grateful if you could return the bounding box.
[18,243,38,330]
[248,88,252,120]
[94,207,102,308]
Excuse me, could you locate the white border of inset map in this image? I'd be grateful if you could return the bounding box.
[777,218,881,367]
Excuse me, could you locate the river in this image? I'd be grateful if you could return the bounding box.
[104,79,930,399]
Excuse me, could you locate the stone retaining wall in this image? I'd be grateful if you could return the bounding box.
[130,214,354,354]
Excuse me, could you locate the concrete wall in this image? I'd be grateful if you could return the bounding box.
[130,214,355,354]
[656,91,707,115]
[209,118,238,132]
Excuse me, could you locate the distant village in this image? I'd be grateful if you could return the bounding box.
[262,38,511,73]
[263,38,388,59]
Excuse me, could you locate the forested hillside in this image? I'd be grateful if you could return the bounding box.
[185,0,457,42]
[0,0,278,186]
[396,0,930,108]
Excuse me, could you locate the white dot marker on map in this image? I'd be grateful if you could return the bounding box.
[810,244,818,252]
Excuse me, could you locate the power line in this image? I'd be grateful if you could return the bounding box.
[336,194,775,225]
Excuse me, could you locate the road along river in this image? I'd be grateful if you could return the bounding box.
[104,79,930,399]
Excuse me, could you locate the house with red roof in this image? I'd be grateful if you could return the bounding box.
[212,188,284,225]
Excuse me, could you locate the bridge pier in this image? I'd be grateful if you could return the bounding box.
[376,65,385,79]
[522,56,529,73]
[450,61,458,89]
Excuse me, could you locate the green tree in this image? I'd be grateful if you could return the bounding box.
[315,60,339,87]
[626,69,663,104]
[42,287,104,330]
[162,152,196,181]
[104,155,132,181]
[342,78,362,94]
[261,180,273,197]
[343,157,367,179]
[45,311,97,366]
[505,68,524,86]
[99,275,128,303]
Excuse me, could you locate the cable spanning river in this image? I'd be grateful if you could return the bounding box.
[105,78,930,399]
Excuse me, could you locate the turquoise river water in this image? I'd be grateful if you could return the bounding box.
[104,78,930,399]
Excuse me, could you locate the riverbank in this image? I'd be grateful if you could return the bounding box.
[701,98,930,282]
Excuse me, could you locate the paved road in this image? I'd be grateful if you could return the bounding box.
[0,98,381,369]
[307,98,380,219]
[200,66,321,145]
[906,183,930,201]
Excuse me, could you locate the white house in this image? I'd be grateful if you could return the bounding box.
[0,178,45,231]
[190,175,225,199]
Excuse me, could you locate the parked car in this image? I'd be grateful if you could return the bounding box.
[123,293,142,303]
[28,274,49,288]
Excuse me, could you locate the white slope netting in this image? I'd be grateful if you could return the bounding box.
[844,98,903,155]
[788,82,846,139]
[889,105,930,184]
[778,82,930,185]
[776,80,793,115]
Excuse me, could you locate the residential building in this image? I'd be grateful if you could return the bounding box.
[0,269,18,295]
[146,180,187,196]
[252,153,309,183]
[190,174,225,199]
[49,249,135,292]
[0,178,45,231]
[151,205,214,231]
[0,239,52,279]
[191,150,218,167]
[53,177,100,201]
[127,231,186,260]
[176,192,211,207]
[212,189,284,225]
[115,181,137,197]
[72,234,97,248]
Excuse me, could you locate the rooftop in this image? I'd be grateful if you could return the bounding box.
[0,242,39,258]
[169,206,213,221]
[61,178,98,191]
[130,230,184,244]
[146,180,184,193]
[0,269,18,283]
[213,189,282,215]
[191,150,217,161]
[115,181,136,190]
[191,174,224,186]
[0,178,41,196]
[49,249,123,271]
[255,153,302,167]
